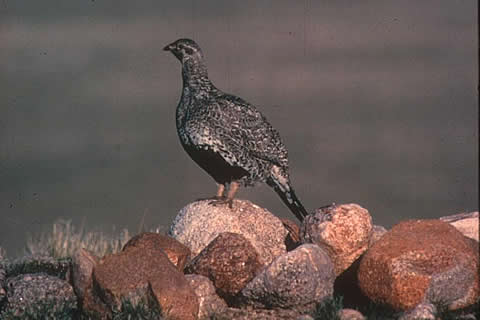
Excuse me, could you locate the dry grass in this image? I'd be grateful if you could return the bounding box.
[0,246,6,259]
[25,219,132,258]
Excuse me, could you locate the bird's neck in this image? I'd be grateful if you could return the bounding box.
[181,58,214,93]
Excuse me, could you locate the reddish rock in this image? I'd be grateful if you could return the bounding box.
[93,245,199,320]
[358,219,479,311]
[301,203,373,275]
[280,218,301,251]
[82,284,111,319]
[185,232,263,303]
[122,232,190,271]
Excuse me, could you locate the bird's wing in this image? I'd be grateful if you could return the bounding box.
[185,93,289,170]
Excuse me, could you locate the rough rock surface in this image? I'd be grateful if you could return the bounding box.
[358,219,479,311]
[214,307,309,320]
[93,245,198,320]
[122,232,191,270]
[71,248,99,302]
[301,203,373,275]
[5,254,71,280]
[240,244,335,313]
[338,308,366,320]
[398,302,437,320]
[2,273,77,318]
[185,232,263,302]
[169,199,287,266]
[369,225,388,247]
[185,274,227,320]
[440,211,479,241]
[281,218,301,251]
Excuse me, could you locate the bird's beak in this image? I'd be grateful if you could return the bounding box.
[163,44,174,51]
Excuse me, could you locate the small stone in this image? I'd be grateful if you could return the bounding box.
[440,211,479,241]
[301,203,373,275]
[169,199,287,266]
[122,232,191,270]
[2,273,77,318]
[240,244,335,313]
[185,232,263,303]
[398,302,437,320]
[186,274,227,320]
[215,307,307,320]
[338,308,366,320]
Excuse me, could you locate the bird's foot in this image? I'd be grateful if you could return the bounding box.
[195,195,226,202]
[208,198,234,209]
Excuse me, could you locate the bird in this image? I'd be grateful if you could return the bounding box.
[164,38,309,222]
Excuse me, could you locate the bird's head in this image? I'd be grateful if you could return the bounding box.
[163,38,203,62]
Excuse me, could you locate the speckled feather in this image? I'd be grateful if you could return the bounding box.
[165,38,308,221]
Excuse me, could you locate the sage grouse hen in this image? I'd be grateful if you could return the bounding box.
[164,38,308,221]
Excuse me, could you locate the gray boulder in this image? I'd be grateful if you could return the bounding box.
[169,199,287,266]
[2,273,77,318]
[215,307,310,320]
[240,244,335,313]
[338,308,366,320]
[398,302,437,320]
[440,211,479,241]
[185,274,227,320]
[6,254,71,280]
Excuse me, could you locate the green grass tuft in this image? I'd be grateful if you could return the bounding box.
[313,296,343,320]
[0,299,77,320]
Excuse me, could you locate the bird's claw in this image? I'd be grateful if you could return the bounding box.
[209,198,233,209]
[196,195,226,202]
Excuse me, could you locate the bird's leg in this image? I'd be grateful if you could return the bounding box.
[209,181,239,209]
[216,184,226,198]
[196,184,226,202]
[225,181,239,208]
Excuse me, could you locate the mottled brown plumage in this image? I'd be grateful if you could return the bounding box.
[164,38,308,221]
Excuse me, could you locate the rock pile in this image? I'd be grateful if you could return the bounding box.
[0,202,478,319]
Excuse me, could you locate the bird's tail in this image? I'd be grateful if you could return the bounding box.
[267,175,308,222]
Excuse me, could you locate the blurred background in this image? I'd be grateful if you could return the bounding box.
[1,1,477,256]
